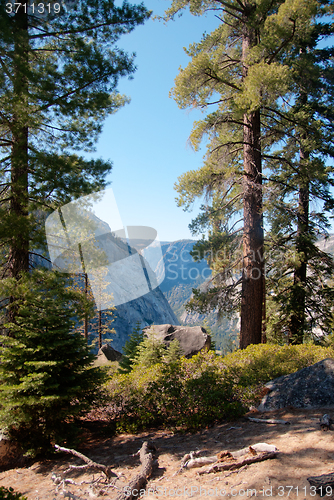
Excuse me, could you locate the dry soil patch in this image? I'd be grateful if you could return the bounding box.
[1,408,334,500]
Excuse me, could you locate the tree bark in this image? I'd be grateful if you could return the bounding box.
[289,85,309,344]
[98,309,102,347]
[8,5,30,280]
[7,6,30,330]
[78,244,89,342]
[117,441,156,500]
[289,147,309,344]
[240,24,264,349]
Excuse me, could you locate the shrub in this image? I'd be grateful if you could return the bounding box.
[0,487,27,500]
[222,343,334,407]
[105,342,334,432]
[118,322,144,373]
[105,351,244,432]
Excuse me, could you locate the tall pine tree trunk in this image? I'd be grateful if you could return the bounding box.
[9,5,29,279]
[239,24,264,349]
[288,84,309,344]
[98,310,102,348]
[7,6,30,329]
[289,148,309,344]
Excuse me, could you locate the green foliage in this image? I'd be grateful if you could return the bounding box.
[118,322,144,373]
[105,343,334,432]
[223,343,334,407]
[0,270,106,456]
[0,1,151,278]
[0,487,27,500]
[132,330,184,368]
[165,0,334,347]
[132,331,168,368]
[162,339,183,364]
[106,351,243,432]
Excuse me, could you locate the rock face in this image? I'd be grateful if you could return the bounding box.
[142,324,211,358]
[258,358,334,411]
[110,289,179,353]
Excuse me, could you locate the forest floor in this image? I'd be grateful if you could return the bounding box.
[1,407,334,500]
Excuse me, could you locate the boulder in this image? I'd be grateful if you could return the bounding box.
[142,324,211,358]
[97,344,122,364]
[258,358,334,411]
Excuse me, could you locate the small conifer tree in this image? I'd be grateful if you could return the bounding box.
[118,322,144,373]
[132,330,166,368]
[162,339,182,364]
[133,331,183,368]
[0,270,106,455]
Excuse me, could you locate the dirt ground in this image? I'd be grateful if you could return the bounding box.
[1,407,334,500]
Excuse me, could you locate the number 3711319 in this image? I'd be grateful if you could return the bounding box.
[6,3,61,14]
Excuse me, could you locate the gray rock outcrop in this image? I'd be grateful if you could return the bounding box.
[97,344,122,363]
[258,358,334,411]
[142,324,211,358]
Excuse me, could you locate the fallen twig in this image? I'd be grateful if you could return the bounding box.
[198,451,278,475]
[320,414,332,431]
[307,472,334,494]
[247,417,290,425]
[54,444,118,481]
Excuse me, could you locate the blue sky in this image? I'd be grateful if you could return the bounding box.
[89,1,220,242]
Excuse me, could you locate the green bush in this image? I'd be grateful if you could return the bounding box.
[105,342,334,432]
[106,351,244,432]
[0,487,27,500]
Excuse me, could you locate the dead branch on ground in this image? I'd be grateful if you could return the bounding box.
[198,450,278,475]
[248,417,290,425]
[117,441,156,500]
[54,444,119,481]
[307,472,334,493]
[320,414,332,431]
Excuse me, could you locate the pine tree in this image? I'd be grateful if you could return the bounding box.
[0,270,104,455]
[165,0,318,348]
[0,0,150,452]
[162,339,183,364]
[0,0,150,313]
[132,330,166,368]
[264,13,334,343]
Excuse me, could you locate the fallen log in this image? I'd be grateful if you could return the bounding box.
[54,444,117,481]
[231,443,277,459]
[307,472,334,495]
[248,417,290,425]
[198,451,278,475]
[117,441,156,500]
